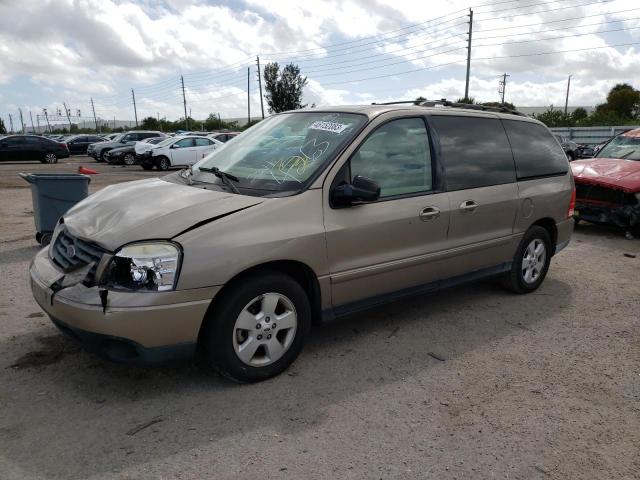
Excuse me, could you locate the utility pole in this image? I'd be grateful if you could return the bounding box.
[180,75,189,130]
[218,112,221,128]
[43,109,52,133]
[256,56,265,119]
[131,89,138,127]
[464,9,474,101]
[36,114,41,133]
[499,73,510,105]
[564,75,572,116]
[62,102,72,131]
[90,98,99,133]
[247,67,251,126]
[8,113,14,133]
[29,111,35,133]
[18,108,25,133]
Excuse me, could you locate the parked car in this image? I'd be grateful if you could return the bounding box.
[138,135,222,170]
[64,134,107,155]
[105,136,167,165]
[88,131,164,162]
[0,134,70,163]
[576,144,596,158]
[554,134,579,160]
[570,128,640,235]
[30,104,574,382]
[208,131,240,143]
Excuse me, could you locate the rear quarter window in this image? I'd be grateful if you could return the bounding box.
[430,115,516,191]
[503,120,568,179]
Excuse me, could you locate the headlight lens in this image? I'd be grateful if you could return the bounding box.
[103,242,181,292]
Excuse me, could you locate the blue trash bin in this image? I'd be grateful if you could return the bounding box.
[20,173,91,245]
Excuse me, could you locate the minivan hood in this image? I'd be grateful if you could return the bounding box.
[570,157,640,193]
[63,178,263,251]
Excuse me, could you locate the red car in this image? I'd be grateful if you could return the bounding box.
[570,128,640,235]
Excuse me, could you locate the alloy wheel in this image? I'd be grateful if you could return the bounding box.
[522,239,546,284]
[44,152,57,163]
[232,293,297,367]
[124,153,135,165]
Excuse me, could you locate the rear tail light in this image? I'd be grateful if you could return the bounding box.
[568,186,576,217]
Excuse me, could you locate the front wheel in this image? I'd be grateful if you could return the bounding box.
[198,271,311,383]
[156,156,170,171]
[42,152,58,164]
[501,226,552,294]
[98,151,109,162]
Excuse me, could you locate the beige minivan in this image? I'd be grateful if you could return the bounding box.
[30,103,575,382]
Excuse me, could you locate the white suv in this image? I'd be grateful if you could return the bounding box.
[139,136,222,171]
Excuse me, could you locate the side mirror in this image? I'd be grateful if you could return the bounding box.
[331,175,380,207]
[171,143,180,149]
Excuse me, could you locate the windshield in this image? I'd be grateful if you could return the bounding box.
[193,112,367,193]
[597,134,640,161]
[154,137,178,148]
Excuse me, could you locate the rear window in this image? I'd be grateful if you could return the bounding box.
[430,115,515,191]
[503,120,568,179]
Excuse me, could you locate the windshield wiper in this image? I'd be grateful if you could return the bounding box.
[619,150,636,159]
[198,166,240,194]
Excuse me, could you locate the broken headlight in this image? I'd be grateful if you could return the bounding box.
[103,242,181,292]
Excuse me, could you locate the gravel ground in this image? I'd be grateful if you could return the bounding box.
[0,156,638,480]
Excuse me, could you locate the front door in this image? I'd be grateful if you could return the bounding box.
[323,116,451,309]
[170,137,196,166]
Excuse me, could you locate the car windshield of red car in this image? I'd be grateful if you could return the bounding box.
[598,135,640,161]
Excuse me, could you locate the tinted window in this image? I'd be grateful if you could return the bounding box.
[175,138,194,148]
[25,136,43,144]
[4,137,26,145]
[195,138,212,146]
[503,120,568,179]
[122,134,135,142]
[351,118,432,198]
[430,116,515,191]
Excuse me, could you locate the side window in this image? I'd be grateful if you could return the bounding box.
[25,136,43,144]
[175,138,194,148]
[5,137,26,146]
[195,138,211,147]
[122,134,134,142]
[430,115,515,191]
[503,120,568,179]
[350,118,432,198]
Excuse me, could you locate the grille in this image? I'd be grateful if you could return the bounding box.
[575,183,637,206]
[51,229,106,284]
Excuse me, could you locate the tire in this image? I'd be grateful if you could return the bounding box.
[42,152,58,164]
[123,153,135,166]
[156,156,170,171]
[39,232,53,246]
[98,150,109,162]
[501,226,552,294]
[198,271,311,383]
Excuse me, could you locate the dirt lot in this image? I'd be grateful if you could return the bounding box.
[0,156,638,479]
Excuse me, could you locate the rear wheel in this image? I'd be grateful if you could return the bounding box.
[501,226,552,294]
[156,156,170,171]
[42,152,58,164]
[123,153,135,165]
[198,271,311,383]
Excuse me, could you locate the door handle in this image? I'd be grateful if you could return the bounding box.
[419,206,440,221]
[459,200,478,213]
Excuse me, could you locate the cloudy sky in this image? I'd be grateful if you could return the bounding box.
[1,0,639,129]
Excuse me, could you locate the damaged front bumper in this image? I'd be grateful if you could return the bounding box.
[29,248,220,365]
[575,201,640,229]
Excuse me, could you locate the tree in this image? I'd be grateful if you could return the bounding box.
[0,118,6,134]
[604,83,640,119]
[263,62,308,113]
[414,96,427,105]
[140,116,160,130]
[570,107,588,125]
[534,106,571,127]
[456,97,476,104]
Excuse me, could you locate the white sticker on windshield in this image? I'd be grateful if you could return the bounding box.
[308,121,349,134]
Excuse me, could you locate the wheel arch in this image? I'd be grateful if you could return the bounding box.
[530,217,557,252]
[197,260,322,344]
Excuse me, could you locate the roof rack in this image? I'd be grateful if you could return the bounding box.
[371,98,527,117]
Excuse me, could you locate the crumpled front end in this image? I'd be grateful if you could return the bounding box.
[574,182,640,229]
